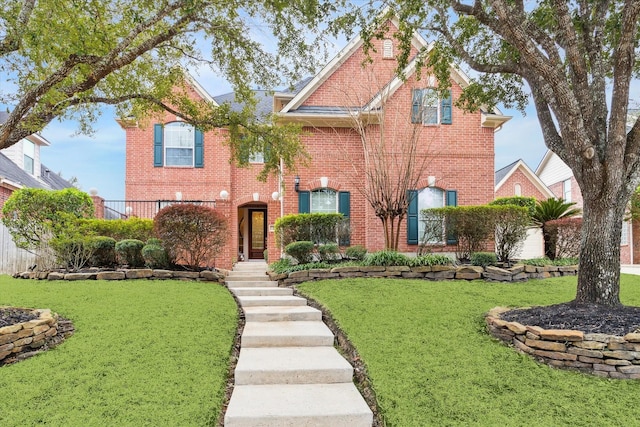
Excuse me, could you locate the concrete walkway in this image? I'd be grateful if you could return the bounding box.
[224,262,373,426]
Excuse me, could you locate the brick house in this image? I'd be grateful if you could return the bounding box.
[536,149,635,264]
[121,19,510,269]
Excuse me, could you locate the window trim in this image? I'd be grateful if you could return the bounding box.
[411,89,452,126]
[164,122,195,167]
[417,187,446,245]
[310,188,338,214]
[23,139,35,174]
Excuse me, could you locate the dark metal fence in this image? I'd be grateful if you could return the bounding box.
[102,200,217,220]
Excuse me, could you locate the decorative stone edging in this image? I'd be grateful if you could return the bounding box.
[486,307,640,379]
[13,268,227,283]
[269,264,579,285]
[0,308,74,366]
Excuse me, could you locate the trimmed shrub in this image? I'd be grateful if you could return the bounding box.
[115,239,145,267]
[345,245,367,261]
[489,196,536,219]
[545,217,582,259]
[285,241,315,264]
[275,213,349,246]
[142,243,170,269]
[78,217,154,242]
[90,236,117,267]
[364,250,412,267]
[318,243,340,262]
[493,205,530,263]
[154,204,227,269]
[432,206,496,262]
[471,252,497,267]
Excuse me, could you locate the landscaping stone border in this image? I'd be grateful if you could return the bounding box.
[12,268,227,283]
[486,307,640,379]
[268,264,579,285]
[0,307,74,366]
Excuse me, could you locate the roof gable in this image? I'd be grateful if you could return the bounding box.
[495,158,554,199]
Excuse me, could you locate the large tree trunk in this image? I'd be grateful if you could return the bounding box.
[574,196,626,306]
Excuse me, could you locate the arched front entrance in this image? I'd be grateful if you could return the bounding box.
[238,202,267,260]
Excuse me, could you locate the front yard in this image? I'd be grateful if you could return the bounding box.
[298,275,640,426]
[0,277,237,426]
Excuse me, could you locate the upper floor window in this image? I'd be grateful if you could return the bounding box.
[514,183,522,196]
[563,179,572,202]
[411,89,452,125]
[311,189,337,213]
[249,151,265,164]
[153,123,204,168]
[165,122,194,166]
[23,140,35,174]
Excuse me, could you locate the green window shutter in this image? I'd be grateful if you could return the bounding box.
[441,90,452,124]
[445,190,458,244]
[338,191,351,246]
[194,129,204,168]
[411,90,423,124]
[407,190,419,245]
[298,191,310,213]
[153,124,163,167]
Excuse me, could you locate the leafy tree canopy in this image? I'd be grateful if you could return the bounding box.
[0,0,349,179]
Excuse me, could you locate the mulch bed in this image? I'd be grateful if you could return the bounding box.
[0,308,38,328]
[500,302,640,336]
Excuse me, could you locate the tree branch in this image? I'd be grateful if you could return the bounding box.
[0,0,36,55]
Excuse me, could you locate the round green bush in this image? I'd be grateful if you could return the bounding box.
[318,243,340,262]
[115,239,145,268]
[470,252,497,267]
[345,245,367,261]
[285,241,315,264]
[90,236,117,267]
[142,243,170,269]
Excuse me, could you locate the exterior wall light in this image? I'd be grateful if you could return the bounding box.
[294,175,300,192]
[272,191,280,201]
[220,190,229,200]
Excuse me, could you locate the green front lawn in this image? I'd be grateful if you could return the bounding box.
[0,276,237,427]
[299,275,640,426]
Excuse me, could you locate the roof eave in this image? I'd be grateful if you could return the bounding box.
[482,113,512,130]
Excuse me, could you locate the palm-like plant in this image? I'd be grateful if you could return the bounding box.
[532,198,582,260]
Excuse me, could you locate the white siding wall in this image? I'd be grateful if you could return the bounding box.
[537,152,573,187]
[514,227,545,260]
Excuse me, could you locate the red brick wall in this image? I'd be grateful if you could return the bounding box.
[124,22,497,264]
[495,169,549,201]
[548,176,583,208]
[0,187,12,212]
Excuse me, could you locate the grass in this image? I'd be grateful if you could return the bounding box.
[0,276,238,427]
[298,275,640,427]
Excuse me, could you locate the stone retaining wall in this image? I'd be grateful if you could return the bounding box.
[0,308,74,366]
[13,269,226,282]
[269,264,579,285]
[486,307,640,379]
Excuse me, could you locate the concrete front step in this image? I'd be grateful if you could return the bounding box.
[226,274,270,281]
[224,383,373,427]
[235,347,353,385]
[232,263,268,271]
[226,280,278,288]
[237,295,307,307]
[241,321,334,347]
[230,287,293,297]
[243,305,322,322]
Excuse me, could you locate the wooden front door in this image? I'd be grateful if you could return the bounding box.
[248,209,267,259]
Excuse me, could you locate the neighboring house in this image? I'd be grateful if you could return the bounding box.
[495,159,554,201]
[536,149,635,264]
[494,159,555,259]
[0,111,74,274]
[121,18,510,269]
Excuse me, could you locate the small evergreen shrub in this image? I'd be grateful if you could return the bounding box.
[284,241,315,264]
[275,213,349,246]
[142,243,170,269]
[470,252,497,267]
[50,236,96,271]
[90,236,117,267]
[79,217,154,242]
[345,245,367,261]
[115,239,145,267]
[363,250,412,267]
[318,243,340,261]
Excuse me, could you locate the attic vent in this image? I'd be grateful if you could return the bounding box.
[382,39,393,59]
